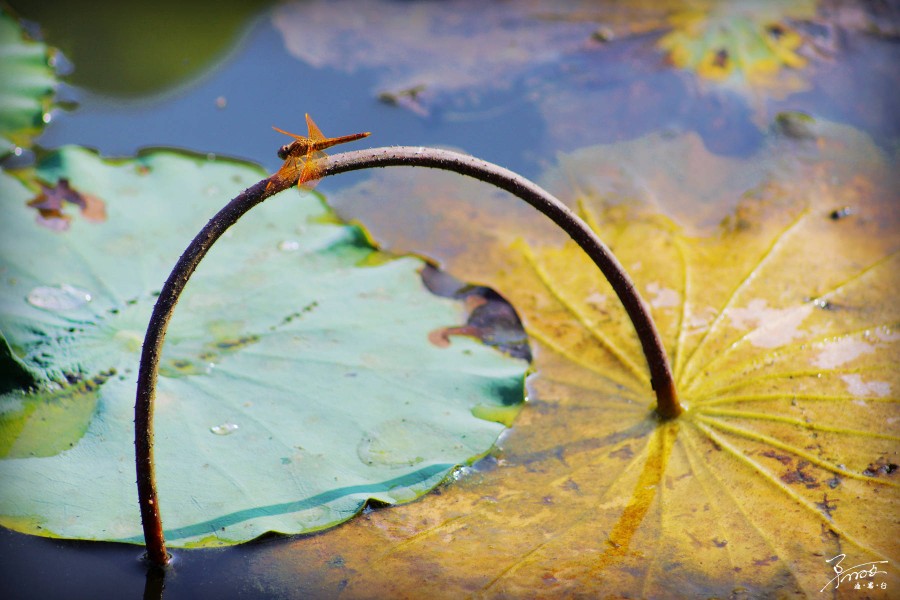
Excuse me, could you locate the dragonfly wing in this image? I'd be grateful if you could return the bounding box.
[304,113,326,144]
[298,150,327,189]
[266,157,302,192]
[272,125,309,144]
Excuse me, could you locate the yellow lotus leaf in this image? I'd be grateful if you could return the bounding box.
[250,123,899,597]
[657,0,816,84]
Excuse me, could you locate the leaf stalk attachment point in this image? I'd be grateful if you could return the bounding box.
[134,145,680,568]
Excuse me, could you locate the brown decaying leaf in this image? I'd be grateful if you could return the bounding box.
[250,124,898,597]
[27,178,106,231]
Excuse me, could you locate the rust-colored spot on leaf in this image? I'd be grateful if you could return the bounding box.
[815,493,838,518]
[27,179,107,231]
[780,460,819,488]
[863,457,898,477]
[81,194,107,222]
[428,325,481,348]
[541,572,558,584]
[562,479,580,493]
[761,450,792,465]
[609,445,634,460]
[753,555,778,567]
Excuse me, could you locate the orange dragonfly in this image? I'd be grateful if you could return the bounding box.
[267,114,370,192]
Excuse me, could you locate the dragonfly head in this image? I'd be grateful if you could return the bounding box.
[277,144,293,160]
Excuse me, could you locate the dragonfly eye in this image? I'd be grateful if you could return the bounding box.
[277,144,292,160]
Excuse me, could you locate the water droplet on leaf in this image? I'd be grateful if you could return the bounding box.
[278,240,301,251]
[210,423,239,435]
[26,284,92,311]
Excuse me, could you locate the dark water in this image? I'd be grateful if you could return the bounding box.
[0,525,305,599]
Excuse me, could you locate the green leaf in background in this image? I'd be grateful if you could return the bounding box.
[0,8,57,155]
[6,0,271,98]
[0,146,527,547]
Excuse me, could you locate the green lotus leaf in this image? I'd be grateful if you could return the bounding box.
[0,146,527,547]
[0,8,57,154]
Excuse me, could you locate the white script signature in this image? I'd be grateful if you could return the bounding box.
[820,554,888,592]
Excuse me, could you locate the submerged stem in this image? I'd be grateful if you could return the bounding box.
[134,145,680,567]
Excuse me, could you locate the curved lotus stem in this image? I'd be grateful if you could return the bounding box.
[134,146,680,567]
